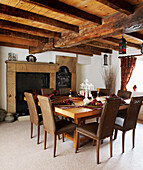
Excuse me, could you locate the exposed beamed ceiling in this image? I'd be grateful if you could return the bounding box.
[0,0,143,56]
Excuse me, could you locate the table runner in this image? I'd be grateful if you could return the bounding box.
[56,105,102,111]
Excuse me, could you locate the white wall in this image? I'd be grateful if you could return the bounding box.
[1,45,143,119]
[76,55,105,91]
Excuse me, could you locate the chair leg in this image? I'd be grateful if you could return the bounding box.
[96,140,100,164]
[101,139,103,144]
[133,129,135,149]
[96,118,99,123]
[62,134,64,142]
[110,136,112,157]
[37,125,40,144]
[75,131,79,153]
[122,131,125,153]
[58,135,60,140]
[31,123,33,139]
[78,133,80,148]
[92,140,95,146]
[44,131,47,150]
[114,129,118,140]
[53,134,57,157]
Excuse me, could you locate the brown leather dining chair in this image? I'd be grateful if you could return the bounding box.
[99,88,110,96]
[114,96,143,153]
[41,88,54,95]
[37,95,76,157]
[117,90,132,118]
[24,92,43,144]
[59,88,70,96]
[117,90,132,99]
[75,98,121,164]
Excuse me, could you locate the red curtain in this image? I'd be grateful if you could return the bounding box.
[120,56,137,90]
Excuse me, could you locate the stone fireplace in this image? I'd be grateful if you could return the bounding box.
[6,56,76,114]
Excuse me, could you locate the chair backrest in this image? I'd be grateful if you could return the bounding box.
[123,97,143,130]
[97,98,121,139]
[91,91,97,98]
[41,88,54,95]
[59,88,70,96]
[37,95,56,134]
[117,90,132,99]
[99,89,110,96]
[24,92,39,125]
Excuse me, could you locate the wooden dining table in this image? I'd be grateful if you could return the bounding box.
[25,94,129,147]
[54,98,129,148]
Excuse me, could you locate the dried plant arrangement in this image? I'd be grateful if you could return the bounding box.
[101,66,116,94]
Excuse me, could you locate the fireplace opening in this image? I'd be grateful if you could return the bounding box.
[16,72,50,116]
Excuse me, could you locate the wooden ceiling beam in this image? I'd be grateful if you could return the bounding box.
[0,4,79,32]
[52,48,94,56]
[29,41,112,54]
[0,42,29,49]
[103,37,141,49]
[22,0,102,24]
[0,29,49,42]
[0,19,61,38]
[86,40,119,51]
[30,45,102,56]
[96,0,134,15]
[0,34,39,47]
[83,44,112,53]
[125,32,143,42]
[30,6,143,53]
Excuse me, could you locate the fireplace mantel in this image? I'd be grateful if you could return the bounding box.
[6,57,76,114]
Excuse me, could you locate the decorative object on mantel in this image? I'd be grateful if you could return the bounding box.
[119,36,126,54]
[5,112,15,123]
[26,55,37,62]
[133,85,137,91]
[0,109,6,122]
[80,79,94,105]
[8,52,17,61]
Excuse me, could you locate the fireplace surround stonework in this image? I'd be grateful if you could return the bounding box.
[6,56,76,114]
